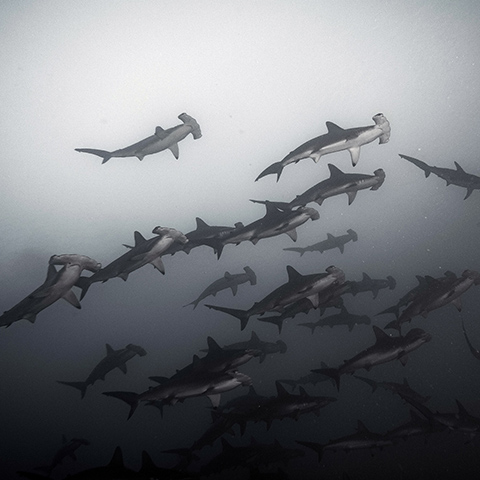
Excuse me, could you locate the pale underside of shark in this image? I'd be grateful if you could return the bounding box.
[256,113,391,181]
[75,113,201,164]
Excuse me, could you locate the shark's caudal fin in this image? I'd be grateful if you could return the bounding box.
[102,391,140,420]
[311,367,341,391]
[255,161,285,182]
[57,380,88,399]
[75,148,112,164]
[204,304,250,331]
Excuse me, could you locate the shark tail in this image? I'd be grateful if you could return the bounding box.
[102,391,140,420]
[204,304,250,331]
[255,162,285,182]
[283,247,305,256]
[75,148,112,164]
[57,380,88,399]
[296,440,325,462]
[297,322,317,335]
[375,304,400,318]
[311,367,341,391]
[257,315,285,334]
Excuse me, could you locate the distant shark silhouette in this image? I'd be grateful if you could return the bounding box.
[256,113,390,181]
[284,229,358,256]
[76,113,201,164]
[400,153,480,199]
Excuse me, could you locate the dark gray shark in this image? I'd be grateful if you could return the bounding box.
[298,305,371,333]
[255,113,390,181]
[312,326,432,390]
[461,321,480,361]
[217,202,319,248]
[400,153,480,199]
[284,229,358,256]
[185,266,257,309]
[297,420,393,461]
[205,265,345,330]
[34,436,90,477]
[75,113,201,164]
[348,272,396,299]
[0,254,101,328]
[277,362,334,391]
[57,343,147,398]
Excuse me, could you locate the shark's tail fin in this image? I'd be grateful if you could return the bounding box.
[75,276,92,301]
[102,391,140,420]
[75,148,112,164]
[57,380,88,399]
[283,247,305,256]
[205,304,250,331]
[255,161,285,182]
[347,229,358,242]
[311,367,341,391]
[183,298,200,310]
[376,304,400,318]
[257,315,285,334]
[296,440,325,462]
[387,275,396,290]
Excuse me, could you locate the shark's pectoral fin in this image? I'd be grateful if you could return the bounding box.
[169,143,180,159]
[118,364,128,374]
[306,294,320,308]
[62,290,81,309]
[230,284,238,296]
[118,272,129,281]
[339,245,344,254]
[207,394,221,408]
[22,313,37,324]
[464,188,473,200]
[347,191,357,205]
[285,229,298,242]
[150,257,165,274]
[348,147,361,166]
[399,355,408,366]
[451,297,462,312]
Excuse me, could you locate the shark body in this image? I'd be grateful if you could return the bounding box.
[76,113,201,164]
[284,229,358,256]
[256,113,390,181]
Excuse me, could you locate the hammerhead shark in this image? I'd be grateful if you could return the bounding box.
[184,266,257,309]
[57,343,147,398]
[0,254,101,327]
[400,153,480,199]
[284,229,358,256]
[252,164,385,209]
[206,265,345,330]
[75,113,201,164]
[256,113,390,181]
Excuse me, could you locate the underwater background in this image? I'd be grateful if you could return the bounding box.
[1,1,480,479]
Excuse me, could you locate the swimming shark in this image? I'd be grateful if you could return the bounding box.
[297,420,393,461]
[57,343,147,398]
[0,254,101,327]
[75,113,201,164]
[400,153,480,199]
[34,436,90,477]
[461,321,480,361]
[312,326,432,390]
[348,272,396,299]
[298,305,371,333]
[205,265,345,330]
[217,202,320,248]
[255,113,390,181]
[278,362,335,391]
[284,229,358,256]
[184,266,257,309]
[252,164,385,209]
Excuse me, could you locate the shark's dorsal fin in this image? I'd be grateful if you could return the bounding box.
[327,233,335,240]
[286,265,303,282]
[263,201,281,216]
[298,386,308,396]
[327,163,345,177]
[224,271,233,279]
[456,399,469,417]
[251,331,260,343]
[373,325,390,343]
[362,272,371,281]
[454,162,465,173]
[195,217,210,230]
[154,126,167,138]
[275,381,289,397]
[357,420,369,433]
[133,231,147,246]
[106,344,115,355]
[325,122,345,135]
[118,363,127,374]
[108,446,124,468]
[207,336,222,354]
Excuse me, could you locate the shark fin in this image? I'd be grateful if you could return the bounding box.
[327,163,344,177]
[118,363,127,374]
[399,355,408,366]
[62,289,81,309]
[106,344,115,355]
[373,325,391,343]
[133,231,147,246]
[230,284,238,296]
[285,229,297,241]
[286,265,303,282]
[348,147,361,166]
[325,121,345,135]
[347,191,357,205]
[168,143,179,159]
[150,257,165,274]
[207,394,221,408]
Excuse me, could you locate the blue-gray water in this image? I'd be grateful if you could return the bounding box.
[1,2,480,479]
